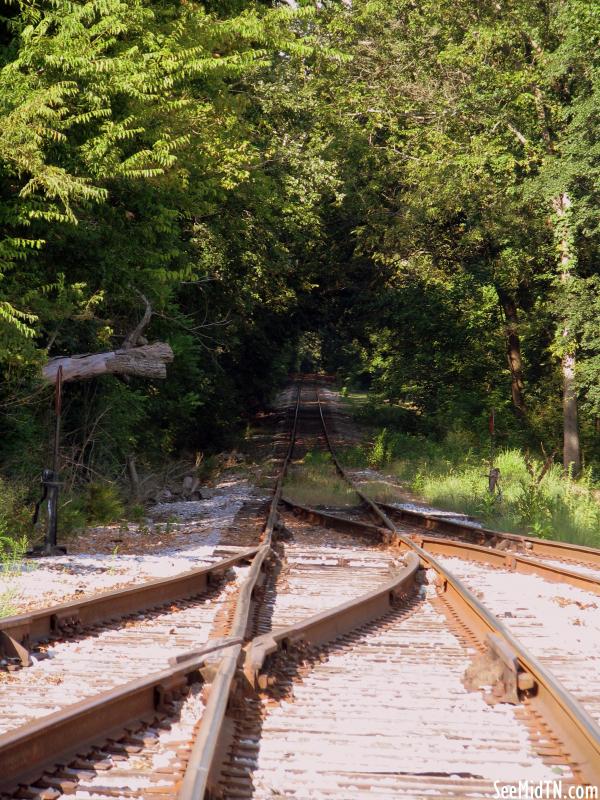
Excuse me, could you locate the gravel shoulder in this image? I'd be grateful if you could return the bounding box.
[1,475,267,614]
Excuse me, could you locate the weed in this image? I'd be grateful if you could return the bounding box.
[58,498,87,536]
[378,436,600,546]
[338,444,369,468]
[0,534,29,577]
[0,588,17,618]
[284,449,359,507]
[0,478,30,541]
[128,504,145,523]
[360,480,405,504]
[83,483,124,524]
[58,483,124,537]
[0,534,29,620]
[107,544,120,576]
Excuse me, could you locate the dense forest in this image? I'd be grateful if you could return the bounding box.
[1,0,599,532]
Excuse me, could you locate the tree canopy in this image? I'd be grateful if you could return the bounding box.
[1,0,599,495]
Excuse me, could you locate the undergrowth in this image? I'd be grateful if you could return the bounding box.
[59,482,125,535]
[354,427,600,547]
[0,534,30,618]
[283,450,359,507]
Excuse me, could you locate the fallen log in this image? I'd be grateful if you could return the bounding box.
[42,342,174,383]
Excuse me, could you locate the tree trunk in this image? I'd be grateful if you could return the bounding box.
[496,288,526,415]
[553,192,581,476]
[42,342,174,383]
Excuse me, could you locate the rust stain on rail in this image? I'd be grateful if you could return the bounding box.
[315,386,600,785]
[0,547,259,668]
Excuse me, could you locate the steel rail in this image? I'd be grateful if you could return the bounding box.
[0,637,241,792]
[319,384,600,569]
[411,534,600,594]
[243,551,421,689]
[177,386,302,800]
[0,547,259,667]
[378,500,600,568]
[316,386,600,784]
[0,391,302,793]
[280,497,600,595]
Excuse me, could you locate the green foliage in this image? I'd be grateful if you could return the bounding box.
[1,0,600,510]
[0,533,29,577]
[0,532,30,619]
[284,449,359,507]
[0,0,334,488]
[0,477,30,540]
[374,434,600,547]
[313,0,600,470]
[81,483,124,525]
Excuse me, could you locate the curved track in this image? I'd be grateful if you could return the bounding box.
[1,378,600,799]
[214,380,600,798]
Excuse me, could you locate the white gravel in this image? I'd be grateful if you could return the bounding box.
[390,500,484,527]
[437,555,600,724]
[0,477,264,614]
[249,588,572,798]
[68,683,206,798]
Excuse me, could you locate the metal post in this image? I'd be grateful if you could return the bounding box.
[487,408,500,495]
[31,367,66,556]
[45,366,63,551]
[489,408,495,470]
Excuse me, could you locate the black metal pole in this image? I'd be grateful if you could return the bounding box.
[44,367,63,554]
[489,407,495,469]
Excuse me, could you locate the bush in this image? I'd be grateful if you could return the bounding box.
[58,482,125,536]
[0,477,30,541]
[0,532,30,619]
[0,534,29,576]
[83,483,124,524]
[381,438,600,547]
[338,444,369,468]
[354,400,420,433]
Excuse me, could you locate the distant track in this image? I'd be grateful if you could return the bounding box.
[282,498,600,596]
[378,499,600,571]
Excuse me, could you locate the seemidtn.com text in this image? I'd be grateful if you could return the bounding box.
[494,782,598,799]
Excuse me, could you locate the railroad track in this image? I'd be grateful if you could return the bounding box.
[208,380,600,798]
[314,384,600,595]
[1,378,599,799]
[0,388,300,797]
[325,383,600,573]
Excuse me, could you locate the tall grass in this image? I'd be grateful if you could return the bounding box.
[283,451,359,507]
[0,478,34,617]
[0,534,30,618]
[351,428,600,547]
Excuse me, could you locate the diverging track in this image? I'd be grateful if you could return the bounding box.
[206,380,600,798]
[1,378,600,799]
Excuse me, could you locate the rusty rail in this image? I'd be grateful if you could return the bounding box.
[378,500,600,568]
[8,382,598,794]
[178,386,302,800]
[0,389,302,794]
[281,498,600,595]
[0,637,243,791]
[315,387,600,783]
[168,380,600,796]
[244,551,421,688]
[0,548,259,667]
